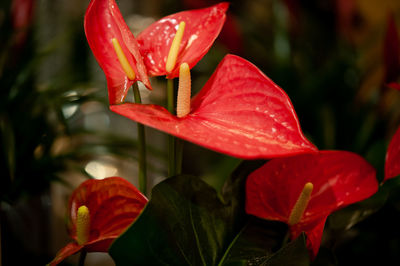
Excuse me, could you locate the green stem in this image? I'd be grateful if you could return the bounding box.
[167,79,175,114]
[78,249,87,266]
[217,223,248,266]
[133,83,147,194]
[167,79,176,177]
[282,230,291,247]
[175,138,183,175]
[0,213,2,265]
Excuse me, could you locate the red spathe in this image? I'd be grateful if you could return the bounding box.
[245,151,378,258]
[49,177,147,265]
[111,54,317,159]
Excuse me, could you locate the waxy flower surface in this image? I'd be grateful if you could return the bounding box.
[137,2,228,78]
[111,54,317,159]
[49,177,147,265]
[246,151,378,258]
[85,0,151,104]
[385,125,400,181]
[84,0,228,104]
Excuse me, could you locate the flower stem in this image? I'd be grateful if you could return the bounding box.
[0,214,2,265]
[133,83,147,194]
[176,138,183,175]
[282,230,291,247]
[167,79,176,177]
[78,250,87,266]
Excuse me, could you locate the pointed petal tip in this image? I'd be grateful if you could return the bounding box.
[48,242,82,266]
[216,2,230,11]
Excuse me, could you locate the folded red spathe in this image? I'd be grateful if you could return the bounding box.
[111,54,317,159]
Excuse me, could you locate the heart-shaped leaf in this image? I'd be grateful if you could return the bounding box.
[109,160,266,265]
[109,175,244,265]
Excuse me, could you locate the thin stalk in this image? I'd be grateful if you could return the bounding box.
[78,250,87,266]
[282,230,291,247]
[167,79,176,177]
[217,223,248,266]
[175,138,183,175]
[0,214,2,266]
[133,83,147,194]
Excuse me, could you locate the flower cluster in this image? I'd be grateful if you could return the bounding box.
[49,0,392,264]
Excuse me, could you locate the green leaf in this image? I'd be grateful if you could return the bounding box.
[110,161,265,265]
[262,233,309,266]
[220,218,287,265]
[220,226,309,266]
[327,184,387,231]
[109,175,244,265]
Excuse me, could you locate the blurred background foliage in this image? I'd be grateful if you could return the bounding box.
[1,0,400,265]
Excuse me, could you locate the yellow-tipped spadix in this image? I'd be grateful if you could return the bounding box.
[288,182,313,226]
[166,21,186,74]
[177,63,191,117]
[76,205,90,245]
[111,38,136,80]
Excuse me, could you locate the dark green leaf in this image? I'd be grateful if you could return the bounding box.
[327,183,387,231]
[110,175,243,265]
[262,233,309,266]
[110,161,265,265]
[221,218,287,265]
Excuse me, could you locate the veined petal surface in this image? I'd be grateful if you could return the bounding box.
[137,3,228,78]
[111,54,317,159]
[245,150,378,258]
[85,0,152,104]
[68,177,148,247]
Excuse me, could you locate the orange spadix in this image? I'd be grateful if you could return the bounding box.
[177,63,191,117]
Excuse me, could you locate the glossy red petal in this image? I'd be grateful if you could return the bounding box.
[137,3,228,78]
[48,242,82,266]
[245,151,378,256]
[111,54,317,159]
[68,177,148,250]
[84,0,152,104]
[291,217,326,259]
[385,125,400,181]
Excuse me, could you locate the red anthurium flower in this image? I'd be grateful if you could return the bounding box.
[182,0,244,55]
[84,0,228,104]
[246,151,378,258]
[385,125,400,181]
[137,2,228,78]
[111,54,317,159]
[49,177,148,265]
[85,0,152,104]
